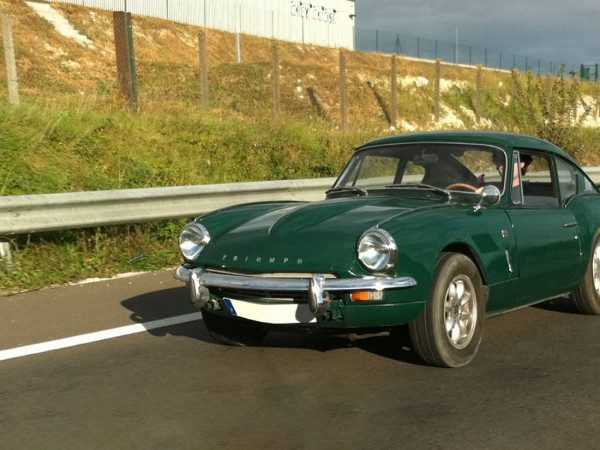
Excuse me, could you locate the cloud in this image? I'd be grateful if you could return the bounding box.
[355,0,600,64]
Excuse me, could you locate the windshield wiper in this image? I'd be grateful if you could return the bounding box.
[386,183,451,199]
[325,186,368,197]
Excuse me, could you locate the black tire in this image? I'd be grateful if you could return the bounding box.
[409,253,486,368]
[573,234,600,315]
[202,310,268,346]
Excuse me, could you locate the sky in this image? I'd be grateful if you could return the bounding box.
[355,0,600,67]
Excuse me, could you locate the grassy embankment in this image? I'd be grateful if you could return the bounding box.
[2,1,600,292]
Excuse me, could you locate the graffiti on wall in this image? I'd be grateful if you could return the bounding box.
[290,1,338,24]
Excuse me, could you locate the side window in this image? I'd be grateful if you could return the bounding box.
[555,158,577,203]
[519,152,558,208]
[577,168,597,194]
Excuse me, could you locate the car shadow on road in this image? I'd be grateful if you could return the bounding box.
[533,295,580,315]
[121,287,425,365]
[121,286,214,344]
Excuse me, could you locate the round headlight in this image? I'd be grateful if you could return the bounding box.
[357,228,397,272]
[179,223,211,261]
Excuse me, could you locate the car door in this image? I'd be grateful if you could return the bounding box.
[503,150,581,302]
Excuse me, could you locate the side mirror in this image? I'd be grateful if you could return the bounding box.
[474,185,501,212]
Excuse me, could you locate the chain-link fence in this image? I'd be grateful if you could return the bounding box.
[355,27,580,76]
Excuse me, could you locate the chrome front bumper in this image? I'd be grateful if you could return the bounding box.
[174,266,417,317]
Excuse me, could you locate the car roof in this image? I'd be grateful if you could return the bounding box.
[357,131,576,163]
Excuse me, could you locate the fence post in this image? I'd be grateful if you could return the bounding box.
[545,73,552,115]
[235,33,241,64]
[573,79,579,121]
[236,5,241,64]
[1,10,20,106]
[475,65,482,125]
[113,11,138,112]
[272,44,280,118]
[434,59,441,123]
[390,54,397,128]
[339,50,347,129]
[511,69,518,98]
[198,31,208,111]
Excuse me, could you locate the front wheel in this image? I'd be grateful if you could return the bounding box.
[409,253,486,368]
[572,235,600,315]
[202,310,268,346]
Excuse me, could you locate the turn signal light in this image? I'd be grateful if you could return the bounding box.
[351,290,383,301]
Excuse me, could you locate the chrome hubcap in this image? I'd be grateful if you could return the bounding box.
[443,275,477,349]
[593,244,600,296]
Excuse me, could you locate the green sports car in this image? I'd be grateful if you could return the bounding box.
[175,131,600,367]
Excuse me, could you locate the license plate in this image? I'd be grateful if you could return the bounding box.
[222,298,316,324]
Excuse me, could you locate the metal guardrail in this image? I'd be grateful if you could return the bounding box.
[2,167,600,236]
[0,178,336,235]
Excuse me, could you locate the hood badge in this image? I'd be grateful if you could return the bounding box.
[222,255,303,265]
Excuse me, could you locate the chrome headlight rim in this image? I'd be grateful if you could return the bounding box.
[179,222,211,262]
[357,227,397,272]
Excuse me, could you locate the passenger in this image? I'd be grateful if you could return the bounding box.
[494,152,532,177]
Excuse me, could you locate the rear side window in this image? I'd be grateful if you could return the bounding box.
[577,167,597,194]
[519,152,558,208]
[555,157,577,203]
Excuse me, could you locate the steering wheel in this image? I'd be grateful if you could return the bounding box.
[444,182,478,192]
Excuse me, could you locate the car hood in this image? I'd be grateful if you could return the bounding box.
[198,193,450,274]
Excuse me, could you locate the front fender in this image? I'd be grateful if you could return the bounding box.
[384,205,515,302]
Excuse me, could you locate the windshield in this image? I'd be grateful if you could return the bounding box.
[334,143,507,194]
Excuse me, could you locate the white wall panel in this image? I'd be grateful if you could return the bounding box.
[52,0,355,49]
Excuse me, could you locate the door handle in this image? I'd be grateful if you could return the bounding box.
[563,222,577,228]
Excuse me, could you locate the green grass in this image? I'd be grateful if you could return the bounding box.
[0,101,373,196]
[0,221,186,291]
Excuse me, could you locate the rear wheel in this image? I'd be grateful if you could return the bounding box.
[202,310,268,346]
[573,235,600,315]
[409,253,486,368]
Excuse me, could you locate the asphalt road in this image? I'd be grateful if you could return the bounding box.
[1,270,600,449]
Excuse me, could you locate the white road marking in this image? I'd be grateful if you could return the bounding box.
[0,312,203,362]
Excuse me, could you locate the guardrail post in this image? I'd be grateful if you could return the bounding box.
[113,11,138,112]
[1,10,20,106]
[0,241,12,271]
